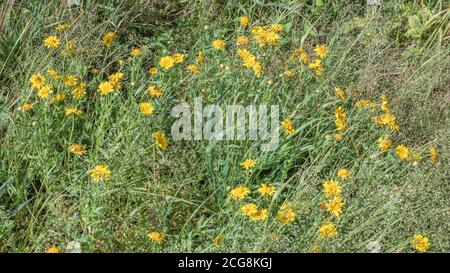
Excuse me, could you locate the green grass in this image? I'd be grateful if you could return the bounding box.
[0,0,449,253]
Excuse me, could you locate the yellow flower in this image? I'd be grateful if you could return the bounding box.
[396,145,409,160]
[30,73,46,89]
[198,51,205,65]
[21,103,33,112]
[37,85,53,99]
[148,231,164,244]
[355,99,374,109]
[314,44,328,59]
[319,221,337,238]
[154,131,169,150]
[212,39,225,50]
[308,59,324,76]
[159,55,175,69]
[214,235,224,248]
[187,64,201,74]
[270,24,283,32]
[240,16,250,27]
[102,32,116,48]
[284,70,295,78]
[148,67,158,75]
[276,204,296,224]
[241,203,258,217]
[63,75,78,87]
[240,159,256,170]
[250,208,268,221]
[335,134,344,142]
[50,93,66,103]
[72,83,87,99]
[172,53,185,64]
[323,179,342,198]
[412,234,430,252]
[230,185,251,201]
[337,168,351,180]
[98,81,114,95]
[321,196,344,217]
[91,68,100,75]
[90,165,111,182]
[281,119,295,136]
[64,108,82,116]
[69,144,87,156]
[148,85,162,97]
[139,102,154,115]
[374,113,399,131]
[43,36,60,49]
[258,183,276,197]
[381,95,390,112]
[131,48,141,57]
[334,106,347,132]
[335,87,346,100]
[46,245,60,253]
[378,136,392,151]
[429,147,438,164]
[236,36,249,46]
[56,23,71,32]
[47,68,60,78]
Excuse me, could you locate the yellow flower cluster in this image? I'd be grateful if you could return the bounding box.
[237,49,263,77]
[251,24,283,46]
[334,106,347,132]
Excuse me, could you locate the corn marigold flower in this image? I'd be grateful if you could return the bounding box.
[197,51,205,65]
[69,144,87,156]
[102,32,116,48]
[323,179,342,198]
[378,136,392,151]
[284,70,295,78]
[63,75,78,87]
[314,44,328,59]
[334,106,347,132]
[172,53,185,64]
[308,59,324,76]
[281,119,295,136]
[258,183,276,197]
[30,73,46,89]
[46,245,60,253]
[139,102,154,115]
[148,67,158,75]
[241,203,258,217]
[355,99,374,109]
[380,95,390,112]
[148,85,162,97]
[236,36,250,46]
[319,221,337,238]
[251,26,281,46]
[47,68,60,78]
[412,234,430,252]
[321,196,345,217]
[187,64,201,74]
[148,231,164,244]
[90,165,111,182]
[374,113,399,131]
[131,48,141,57]
[43,35,60,49]
[335,134,344,142]
[240,159,256,170]
[214,234,224,248]
[65,108,82,116]
[276,204,296,224]
[21,103,33,112]
[230,185,251,201]
[250,208,268,221]
[154,131,168,150]
[159,55,175,69]
[56,23,71,32]
[335,87,346,100]
[429,147,438,164]
[72,82,87,99]
[37,85,53,99]
[212,39,225,50]
[98,81,114,95]
[337,168,351,180]
[396,145,409,160]
[240,16,250,27]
